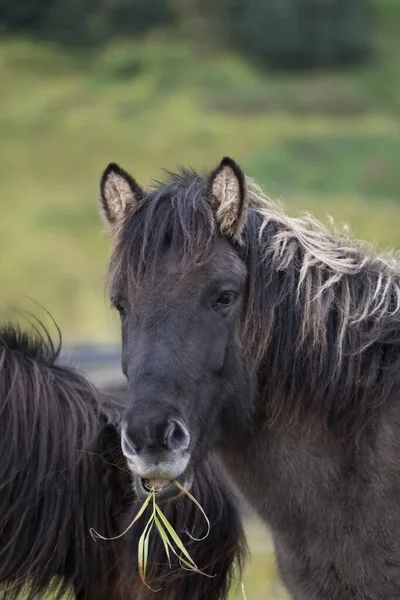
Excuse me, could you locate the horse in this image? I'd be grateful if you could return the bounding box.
[99,157,400,600]
[0,319,245,600]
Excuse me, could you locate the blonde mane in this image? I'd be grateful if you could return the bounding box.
[245,177,400,360]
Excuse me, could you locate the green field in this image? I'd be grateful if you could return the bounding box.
[231,519,287,600]
[1,1,400,340]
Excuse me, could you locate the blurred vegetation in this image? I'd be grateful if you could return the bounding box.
[198,0,371,70]
[0,0,372,70]
[0,0,174,48]
[1,0,399,340]
[230,519,287,600]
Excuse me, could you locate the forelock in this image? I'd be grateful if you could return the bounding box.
[108,169,218,297]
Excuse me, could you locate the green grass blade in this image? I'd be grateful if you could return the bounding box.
[154,515,199,571]
[137,514,163,592]
[242,581,248,600]
[153,516,172,567]
[173,479,211,541]
[90,491,152,541]
[143,521,152,578]
[155,504,198,568]
[154,508,216,577]
[138,515,154,582]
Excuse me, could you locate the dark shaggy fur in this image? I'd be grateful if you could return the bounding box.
[103,159,400,600]
[0,322,245,600]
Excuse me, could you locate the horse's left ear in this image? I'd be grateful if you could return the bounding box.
[209,157,248,243]
[100,162,144,231]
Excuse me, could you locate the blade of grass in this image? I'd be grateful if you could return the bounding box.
[139,517,163,592]
[173,479,211,541]
[143,522,152,576]
[90,491,152,541]
[154,515,201,572]
[241,581,248,600]
[155,504,198,568]
[153,515,171,567]
[155,504,215,576]
[138,515,154,582]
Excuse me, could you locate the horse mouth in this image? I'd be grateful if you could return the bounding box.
[142,478,171,492]
[134,471,192,502]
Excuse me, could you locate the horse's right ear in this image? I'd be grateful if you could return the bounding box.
[100,163,144,230]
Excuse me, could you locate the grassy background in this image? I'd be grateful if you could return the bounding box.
[1,1,400,598]
[1,0,400,340]
[231,519,287,600]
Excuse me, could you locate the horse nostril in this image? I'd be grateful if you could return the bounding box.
[121,429,139,458]
[163,419,190,452]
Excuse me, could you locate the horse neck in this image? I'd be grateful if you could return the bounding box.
[219,214,400,523]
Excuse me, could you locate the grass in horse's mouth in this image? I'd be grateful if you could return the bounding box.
[141,478,171,492]
[90,479,211,590]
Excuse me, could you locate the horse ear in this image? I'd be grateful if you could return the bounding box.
[100,163,144,230]
[209,157,247,243]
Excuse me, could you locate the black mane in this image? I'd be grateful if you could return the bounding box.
[0,322,128,599]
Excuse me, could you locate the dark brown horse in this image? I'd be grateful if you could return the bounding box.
[100,157,400,600]
[0,320,245,600]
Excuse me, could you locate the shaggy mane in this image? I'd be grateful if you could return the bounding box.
[110,168,400,436]
[247,178,400,354]
[244,179,400,434]
[0,321,127,600]
[108,170,216,300]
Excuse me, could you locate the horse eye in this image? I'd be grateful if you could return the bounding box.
[114,301,126,316]
[215,292,236,308]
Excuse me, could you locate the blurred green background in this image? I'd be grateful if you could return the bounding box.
[1,0,399,598]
